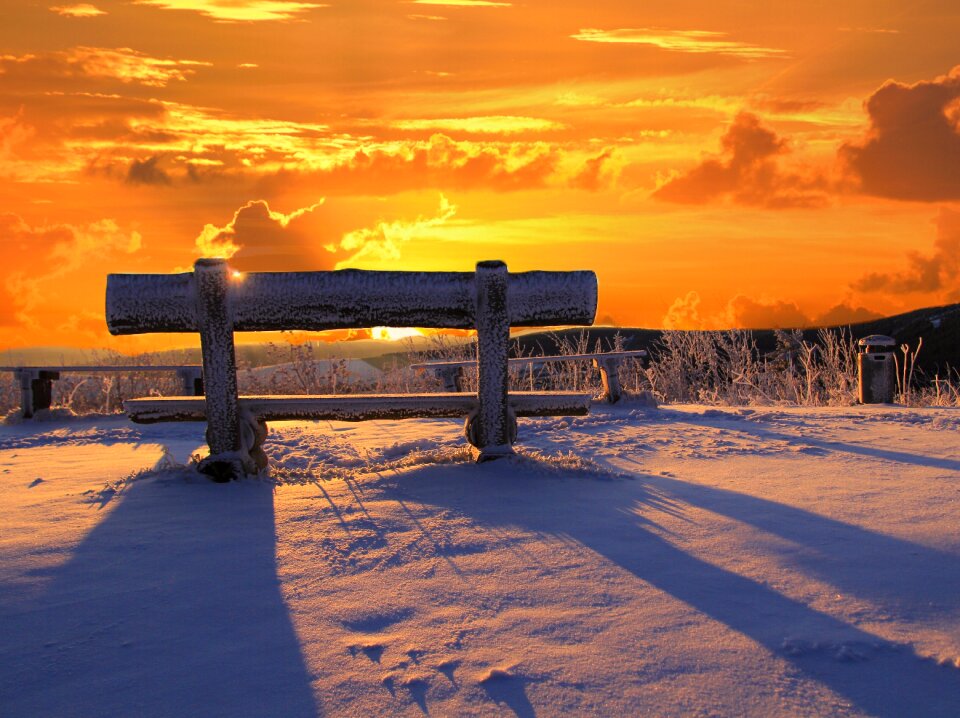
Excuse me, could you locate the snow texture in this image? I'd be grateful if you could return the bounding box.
[2,404,960,716]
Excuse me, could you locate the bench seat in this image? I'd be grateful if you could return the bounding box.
[124,391,592,424]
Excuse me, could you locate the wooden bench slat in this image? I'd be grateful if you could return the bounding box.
[107,269,597,334]
[124,392,591,424]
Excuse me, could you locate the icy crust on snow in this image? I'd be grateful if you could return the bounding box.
[3,405,960,717]
[106,266,598,334]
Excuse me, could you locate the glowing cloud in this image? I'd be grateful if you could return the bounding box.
[840,66,960,201]
[854,209,960,300]
[134,0,328,22]
[410,0,510,7]
[571,28,787,59]
[337,194,456,266]
[49,3,106,16]
[391,116,566,134]
[0,47,210,87]
[195,199,326,264]
[653,112,827,208]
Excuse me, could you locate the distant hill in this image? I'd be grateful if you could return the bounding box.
[514,302,960,379]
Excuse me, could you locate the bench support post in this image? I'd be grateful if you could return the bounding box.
[194,259,251,479]
[470,261,515,460]
[15,369,59,419]
[593,357,622,404]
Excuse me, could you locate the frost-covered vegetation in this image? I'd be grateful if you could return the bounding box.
[1,329,957,418]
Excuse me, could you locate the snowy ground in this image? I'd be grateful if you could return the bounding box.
[1,403,959,717]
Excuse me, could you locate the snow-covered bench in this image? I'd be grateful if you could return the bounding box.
[106,259,598,480]
[411,349,647,404]
[0,365,203,419]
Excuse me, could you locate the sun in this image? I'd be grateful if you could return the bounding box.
[371,326,425,341]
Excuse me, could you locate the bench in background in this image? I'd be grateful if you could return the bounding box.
[0,365,203,419]
[411,350,648,404]
[106,259,597,479]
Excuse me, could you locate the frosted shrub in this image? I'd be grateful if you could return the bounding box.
[646,328,861,407]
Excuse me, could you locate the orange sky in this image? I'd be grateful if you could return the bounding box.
[2,0,959,351]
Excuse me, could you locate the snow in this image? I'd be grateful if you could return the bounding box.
[2,404,960,716]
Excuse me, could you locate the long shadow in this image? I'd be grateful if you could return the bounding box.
[660,408,960,473]
[0,476,319,718]
[626,465,960,614]
[389,462,960,717]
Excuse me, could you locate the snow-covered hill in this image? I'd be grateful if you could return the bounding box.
[1,404,959,716]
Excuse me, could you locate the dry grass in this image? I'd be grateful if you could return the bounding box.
[1,330,956,417]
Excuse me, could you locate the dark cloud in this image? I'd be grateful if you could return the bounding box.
[724,294,810,329]
[839,66,960,201]
[653,112,827,208]
[195,200,336,272]
[126,156,171,185]
[853,208,960,299]
[194,195,456,273]
[812,303,883,327]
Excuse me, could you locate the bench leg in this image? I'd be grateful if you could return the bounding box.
[593,358,622,404]
[471,260,514,460]
[194,259,253,480]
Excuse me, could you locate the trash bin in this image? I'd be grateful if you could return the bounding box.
[857,335,896,404]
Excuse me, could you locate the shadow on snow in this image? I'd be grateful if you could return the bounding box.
[0,476,319,718]
[378,460,960,718]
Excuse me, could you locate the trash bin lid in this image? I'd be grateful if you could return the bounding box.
[858,334,896,348]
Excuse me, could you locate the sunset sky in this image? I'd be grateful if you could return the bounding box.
[2,0,959,351]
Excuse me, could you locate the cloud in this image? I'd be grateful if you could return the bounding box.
[662,291,705,329]
[391,116,565,135]
[0,213,140,329]
[811,302,883,327]
[195,199,328,270]
[49,3,106,17]
[410,0,510,6]
[0,47,210,87]
[336,194,457,266]
[262,133,561,194]
[723,295,809,329]
[195,195,456,272]
[653,112,828,208]
[839,66,960,201]
[126,156,172,185]
[134,0,328,22]
[569,148,616,191]
[571,28,786,59]
[853,208,960,300]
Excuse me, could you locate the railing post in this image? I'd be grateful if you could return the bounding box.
[176,367,204,396]
[15,369,59,419]
[593,357,623,403]
[470,260,514,460]
[194,259,250,479]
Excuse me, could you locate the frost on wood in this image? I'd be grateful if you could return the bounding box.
[194,260,251,476]
[473,261,512,458]
[106,266,598,333]
[123,392,592,423]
